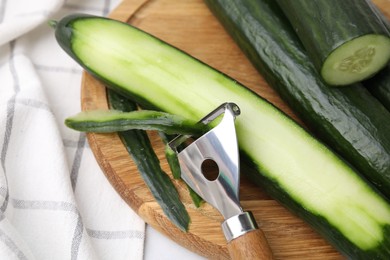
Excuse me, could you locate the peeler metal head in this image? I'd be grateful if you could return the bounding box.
[169,102,242,220]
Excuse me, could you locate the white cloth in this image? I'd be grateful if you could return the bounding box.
[0,0,145,259]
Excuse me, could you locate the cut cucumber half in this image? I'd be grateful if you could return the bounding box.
[275,0,390,86]
[322,34,390,86]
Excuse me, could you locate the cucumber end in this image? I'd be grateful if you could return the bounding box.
[321,34,390,86]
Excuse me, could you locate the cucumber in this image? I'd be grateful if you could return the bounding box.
[53,14,390,258]
[205,0,390,201]
[65,109,206,135]
[107,90,190,231]
[275,0,390,86]
[365,61,390,111]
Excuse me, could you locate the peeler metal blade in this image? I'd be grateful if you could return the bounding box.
[170,102,241,219]
[169,103,255,241]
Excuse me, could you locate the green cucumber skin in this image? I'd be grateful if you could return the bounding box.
[158,132,182,180]
[107,90,190,232]
[204,0,390,199]
[363,9,390,111]
[54,13,390,258]
[371,65,390,110]
[65,110,206,135]
[275,0,390,83]
[365,64,390,111]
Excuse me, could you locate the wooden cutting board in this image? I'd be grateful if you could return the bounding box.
[80,0,390,259]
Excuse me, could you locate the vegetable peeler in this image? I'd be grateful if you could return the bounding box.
[169,103,273,260]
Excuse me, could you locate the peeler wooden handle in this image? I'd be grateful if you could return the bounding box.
[227,228,273,260]
[222,212,273,260]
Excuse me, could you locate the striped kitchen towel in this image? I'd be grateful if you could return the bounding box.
[0,0,145,259]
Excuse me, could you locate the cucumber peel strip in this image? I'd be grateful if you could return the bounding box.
[107,90,191,231]
[65,109,207,135]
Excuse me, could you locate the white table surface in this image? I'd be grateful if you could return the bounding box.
[145,225,207,260]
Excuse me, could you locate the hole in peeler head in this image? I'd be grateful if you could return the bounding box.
[201,159,220,181]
